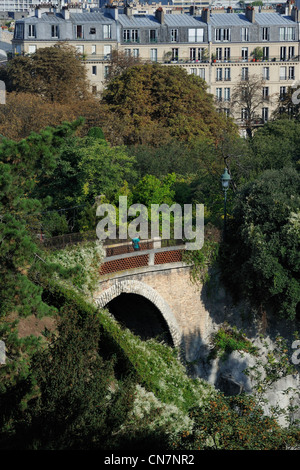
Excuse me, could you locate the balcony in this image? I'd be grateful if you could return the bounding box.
[210,55,300,64]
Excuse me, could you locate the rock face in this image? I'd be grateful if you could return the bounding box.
[191,279,300,427]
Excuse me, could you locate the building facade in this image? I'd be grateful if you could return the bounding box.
[11,2,300,126]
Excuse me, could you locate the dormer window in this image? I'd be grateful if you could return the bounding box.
[28,24,36,38]
[51,25,59,38]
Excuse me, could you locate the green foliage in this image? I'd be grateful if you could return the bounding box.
[4,44,89,103]
[220,167,300,319]
[103,63,237,146]
[132,173,176,207]
[0,305,136,450]
[249,119,300,176]
[98,310,215,413]
[183,239,219,285]
[45,241,104,297]
[209,323,258,360]
[173,393,300,450]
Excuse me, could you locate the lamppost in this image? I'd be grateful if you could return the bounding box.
[221,168,231,240]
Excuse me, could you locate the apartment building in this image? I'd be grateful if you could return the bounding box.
[0,1,53,12]
[11,1,300,126]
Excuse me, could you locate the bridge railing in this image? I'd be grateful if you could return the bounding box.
[100,238,187,276]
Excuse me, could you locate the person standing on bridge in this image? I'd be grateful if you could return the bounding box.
[132,237,140,251]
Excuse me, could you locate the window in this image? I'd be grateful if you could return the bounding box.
[262,107,269,122]
[216,88,222,101]
[224,47,230,60]
[124,49,131,57]
[289,66,295,80]
[190,48,196,61]
[223,108,230,117]
[103,45,111,58]
[216,68,222,81]
[92,65,97,75]
[263,66,270,80]
[123,29,138,43]
[28,24,36,37]
[216,47,222,60]
[149,29,157,43]
[92,86,97,94]
[224,68,231,81]
[288,46,295,60]
[286,27,295,40]
[215,28,231,41]
[133,48,139,58]
[280,46,286,61]
[104,65,109,78]
[76,25,83,39]
[28,44,36,54]
[150,48,157,62]
[241,108,248,121]
[76,45,84,54]
[199,68,205,80]
[14,23,24,39]
[280,66,287,80]
[90,27,96,34]
[241,47,248,61]
[190,68,197,75]
[241,67,248,80]
[188,28,204,42]
[241,27,249,41]
[262,86,269,100]
[280,86,286,99]
[172,48,179,61]
[262,27,269,41]
[171,29,178,42]
[263,46,269,60]
[103,24,111,39]
[198,48,206,61]
[51,25,59,38]
[91,44,96,55]
[224,88,230,101]
[279,27,295,41]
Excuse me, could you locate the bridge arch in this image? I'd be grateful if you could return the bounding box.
[94,279,182,349]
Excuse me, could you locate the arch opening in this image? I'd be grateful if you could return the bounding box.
[106,293,174,347]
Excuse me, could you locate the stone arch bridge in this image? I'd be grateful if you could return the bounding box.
[94,239,212,362]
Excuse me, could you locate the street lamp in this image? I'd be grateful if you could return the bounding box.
[221,168,231,240]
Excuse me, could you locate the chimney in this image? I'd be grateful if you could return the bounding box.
[35,7,42,18]
[190,5,198,16]
[291,5,300,21]
[245,5,255,22]
[62,7,70,20]
[201,7,210,23]
[108,5,118,20]
[227,6,233,13]
[285,0,294,15]
[155,7,164,24]
[124,4,133,18]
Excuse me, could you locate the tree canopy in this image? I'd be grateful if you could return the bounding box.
[3,44,89,103]
[102,63,237,146]
[220,167,300,320]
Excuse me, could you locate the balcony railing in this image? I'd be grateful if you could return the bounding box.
[211,55,300,64]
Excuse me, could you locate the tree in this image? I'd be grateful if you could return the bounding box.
[249,118,300,175]
[220,167,300,320]
[3,44,90,103]
[0,303,135,450]
[102,63,237,146]
[273,85,300,120]
[104,49,143,84]
[230,74,269,138]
